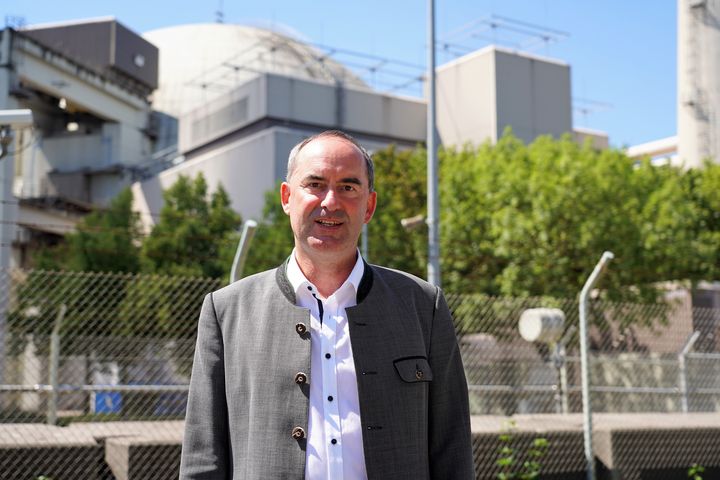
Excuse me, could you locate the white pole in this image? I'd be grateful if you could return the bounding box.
[579,251,614,480]
[229,219,258,284]
[678,330,700,413]
[47,304,67,426]
[427,0,440,287]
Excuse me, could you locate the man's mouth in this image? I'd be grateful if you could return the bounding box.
[315,219,343,227]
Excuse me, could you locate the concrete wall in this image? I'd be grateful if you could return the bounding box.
[437,48,497,147]
[179,73,426,155]
[3,415,720,479]
[179,75,266,154]
[495,49,572,143]
[135,127,290,229]
[436,46,572,147]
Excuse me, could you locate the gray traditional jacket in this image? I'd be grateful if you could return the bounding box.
[180,261,474,479]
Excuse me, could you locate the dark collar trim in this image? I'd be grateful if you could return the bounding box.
[276,256,374,304]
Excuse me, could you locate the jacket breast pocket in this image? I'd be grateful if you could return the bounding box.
[393,357,433,383]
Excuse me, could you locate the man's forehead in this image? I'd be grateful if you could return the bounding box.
[299,136,364,159]
[294,137,367,175]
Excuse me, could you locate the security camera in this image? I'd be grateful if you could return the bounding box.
[0,109,33,128]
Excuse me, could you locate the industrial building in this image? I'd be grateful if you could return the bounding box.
[5,0,718,267]
[0,18,613,266]
[0,18,158,268]
[132,23,583,229]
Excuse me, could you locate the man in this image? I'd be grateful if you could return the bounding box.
[180,130,474,479]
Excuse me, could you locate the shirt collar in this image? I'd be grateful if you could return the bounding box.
[287,248,365,300]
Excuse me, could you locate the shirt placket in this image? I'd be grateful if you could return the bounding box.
[321,297,343,479]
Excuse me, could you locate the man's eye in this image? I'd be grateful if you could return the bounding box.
[342,185,356,192]
[307,182,322,189]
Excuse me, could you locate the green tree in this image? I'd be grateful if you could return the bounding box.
[34,187,141,273]
[439,131,720,304]
[366,145,427,277]
[243,184,294,276]
[13,189,143,352]
[141,173,241,279]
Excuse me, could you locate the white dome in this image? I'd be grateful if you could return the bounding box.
[143,23,368,117]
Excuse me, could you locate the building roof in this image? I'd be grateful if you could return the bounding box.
[143,23,369,117]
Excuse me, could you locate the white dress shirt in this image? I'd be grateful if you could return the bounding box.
[286,250,367,480]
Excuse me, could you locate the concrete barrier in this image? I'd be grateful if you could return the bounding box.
[1,415,719,479]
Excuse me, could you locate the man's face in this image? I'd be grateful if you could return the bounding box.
[281,136,377,265]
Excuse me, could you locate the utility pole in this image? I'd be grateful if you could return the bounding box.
[427,0,441,287]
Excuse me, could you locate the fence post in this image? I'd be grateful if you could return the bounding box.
[47,304,67,426]
[557,325,576,414]
[579,251,614,480]
[678,330,700,413]
[0,269,7,390]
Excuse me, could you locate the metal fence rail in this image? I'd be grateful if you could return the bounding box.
[1,268,719,478]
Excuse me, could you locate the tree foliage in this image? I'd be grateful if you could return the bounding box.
[243,184,294,276]
[141,173,241,279]
[14,174,238,346]
[34,188,141,273]
[366,146,427,277]
[438,133,719,300]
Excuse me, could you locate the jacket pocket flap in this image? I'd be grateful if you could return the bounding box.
[393,357,433,382]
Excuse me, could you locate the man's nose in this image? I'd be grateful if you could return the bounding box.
[320,188,340,210]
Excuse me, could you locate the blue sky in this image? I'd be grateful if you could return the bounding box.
[6,0,676,148]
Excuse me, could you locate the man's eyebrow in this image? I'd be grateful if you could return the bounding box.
[301,174,325,182]
[340,177,362,185]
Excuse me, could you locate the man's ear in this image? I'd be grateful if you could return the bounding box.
[280,182,291,215]
[364,191,377,224]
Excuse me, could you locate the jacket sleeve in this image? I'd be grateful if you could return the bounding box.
[180,293,230,479]
[428,288,475,479]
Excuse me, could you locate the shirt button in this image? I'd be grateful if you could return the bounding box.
[415,370,424,380]
[295,323,307,335]
[294,372,308,384]
[331,438,337,445]
[327,395,334,402]
[291,426,306,439]
[325,353,331,359]
[307,285,312,291]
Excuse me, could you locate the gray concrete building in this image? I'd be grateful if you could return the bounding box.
[133,25,579,227]
[0,18,158,267]
[436,45,572,147]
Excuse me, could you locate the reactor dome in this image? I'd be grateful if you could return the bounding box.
[143,23,369,117]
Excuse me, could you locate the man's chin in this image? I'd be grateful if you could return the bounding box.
[302,238,356,257]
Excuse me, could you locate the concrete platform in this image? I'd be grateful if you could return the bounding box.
[0,421,182,480]
[472,413,720,480]
[0,414,719,479]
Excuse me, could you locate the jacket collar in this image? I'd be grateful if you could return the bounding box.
[276,256,374,305]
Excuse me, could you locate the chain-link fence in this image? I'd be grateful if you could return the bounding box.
[1,268,719,479]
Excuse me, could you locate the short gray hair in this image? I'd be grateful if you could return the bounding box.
[286,130,375,192]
